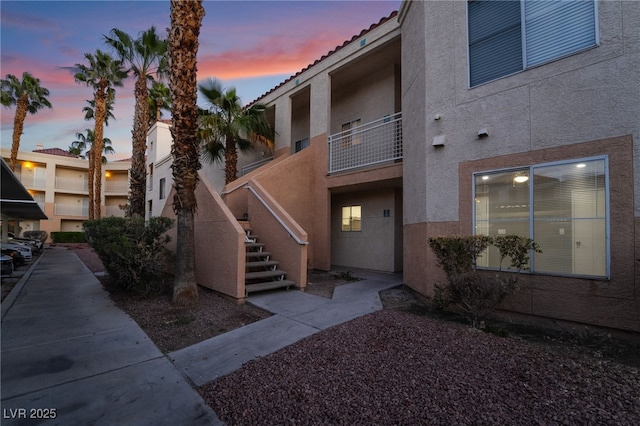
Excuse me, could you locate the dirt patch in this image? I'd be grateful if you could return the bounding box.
[304,270,357,298]
[104,278,271,353]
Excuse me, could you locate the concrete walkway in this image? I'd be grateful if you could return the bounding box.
[1,248,402,425]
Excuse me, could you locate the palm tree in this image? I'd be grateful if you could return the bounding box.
[69,129,115,162]
[198,78,274,184]
[148,81,171,126]
[74,49,127,219]
[105,26,167,218]
[83,90,116,125]
[0,72,52,171]
[168,0,205,306]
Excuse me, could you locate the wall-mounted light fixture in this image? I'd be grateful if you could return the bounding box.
[432,134,446,147]
[477,128,489,139]
[434,114,442,121]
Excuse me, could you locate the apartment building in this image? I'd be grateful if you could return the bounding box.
[0,147,131,240]
[154,1,638,332]
[400,0,639,332]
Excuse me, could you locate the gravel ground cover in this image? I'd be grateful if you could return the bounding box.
[200,309,640,425]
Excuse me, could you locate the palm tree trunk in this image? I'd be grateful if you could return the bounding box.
[224,137,238,184]
[168,0,204,306]
[92,84,108,219]
[9,95,28,172]
[87,142,96,219]
[129,75,150,218]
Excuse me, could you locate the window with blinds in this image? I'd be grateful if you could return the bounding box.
[473,157,608,278]
[468,0,597,87]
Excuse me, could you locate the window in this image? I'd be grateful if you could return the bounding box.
[468,0,597,87]
[159,178,166,200]
[341,205,362,232]
[148,164,154,190]
[474,157,608,278]
[294,138,309,153]
[341,119,362,147]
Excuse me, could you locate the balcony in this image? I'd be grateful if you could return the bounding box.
[328,112,402,174]
[56,176,89,192]
[105,180,129,194]
[54,203,88,217]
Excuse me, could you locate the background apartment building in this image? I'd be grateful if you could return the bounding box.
[1,147,130,240]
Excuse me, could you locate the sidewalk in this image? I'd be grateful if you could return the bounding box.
[1,248,402,425]
[1,249,221,425]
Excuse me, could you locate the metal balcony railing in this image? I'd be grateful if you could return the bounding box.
[241,156,274,176]
[328,112,402,174]
[54,204,89,217]
[105,181,129,193]
[55,176,89,192]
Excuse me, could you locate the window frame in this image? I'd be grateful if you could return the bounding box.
[472,155,610,279]
[159,177,166,200]
[341,205,362,232]
[467,0,599,88]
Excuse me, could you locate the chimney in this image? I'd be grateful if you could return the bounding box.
[35,144,44,150]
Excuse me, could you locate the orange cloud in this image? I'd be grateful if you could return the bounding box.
[197,29,358,80]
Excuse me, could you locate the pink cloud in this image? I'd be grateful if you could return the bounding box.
[198,32,353,80]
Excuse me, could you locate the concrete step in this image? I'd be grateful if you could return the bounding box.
[246,260,279,270]
[245,251,271,259]
[245,280,296,296]
[245,242,265,250]
[245,269,287,280]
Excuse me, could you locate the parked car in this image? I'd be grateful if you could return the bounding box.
[8,234,43,252]
[1,248,25,267]
[1,243,32,262]
[1,254,13,276]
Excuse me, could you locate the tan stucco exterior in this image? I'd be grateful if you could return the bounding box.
[400,0,639,332]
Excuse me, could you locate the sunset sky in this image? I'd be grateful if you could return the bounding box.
[1,0,400,160]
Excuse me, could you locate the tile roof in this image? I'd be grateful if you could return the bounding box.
[32,147,79,158]
[248,10,399,106]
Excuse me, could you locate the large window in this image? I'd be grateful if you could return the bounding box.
[341,205,362,232]
[474,157,608,278]
[468,0,597,87]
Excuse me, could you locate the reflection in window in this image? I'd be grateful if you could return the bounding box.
[341,119,362,147]
[341,205,362,232]
[474,157,608,278]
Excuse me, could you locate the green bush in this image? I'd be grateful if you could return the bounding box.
[428,235,541,327]
[51,231,86,243]
[83,216,175,295]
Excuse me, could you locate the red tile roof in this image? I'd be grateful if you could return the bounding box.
[32,148,79,158]
[248,10,399,106]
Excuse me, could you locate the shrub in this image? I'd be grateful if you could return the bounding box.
[51,231,86,243]
[428,234,541,327]
[83,216,175,295]
[23,230,48,243]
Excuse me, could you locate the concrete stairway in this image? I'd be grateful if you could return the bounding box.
[242,222,295,296]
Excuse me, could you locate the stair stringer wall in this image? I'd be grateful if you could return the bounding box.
[162,172,246,299]
[245,179,308,290]
[250,135,331,271]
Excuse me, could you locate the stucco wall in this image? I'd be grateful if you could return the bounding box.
[400,1,639,331]
[402,0,640,223]
[331,188,402,272]
[162,175,246,299]
[253,135,330,270]
[331,64,397,134]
